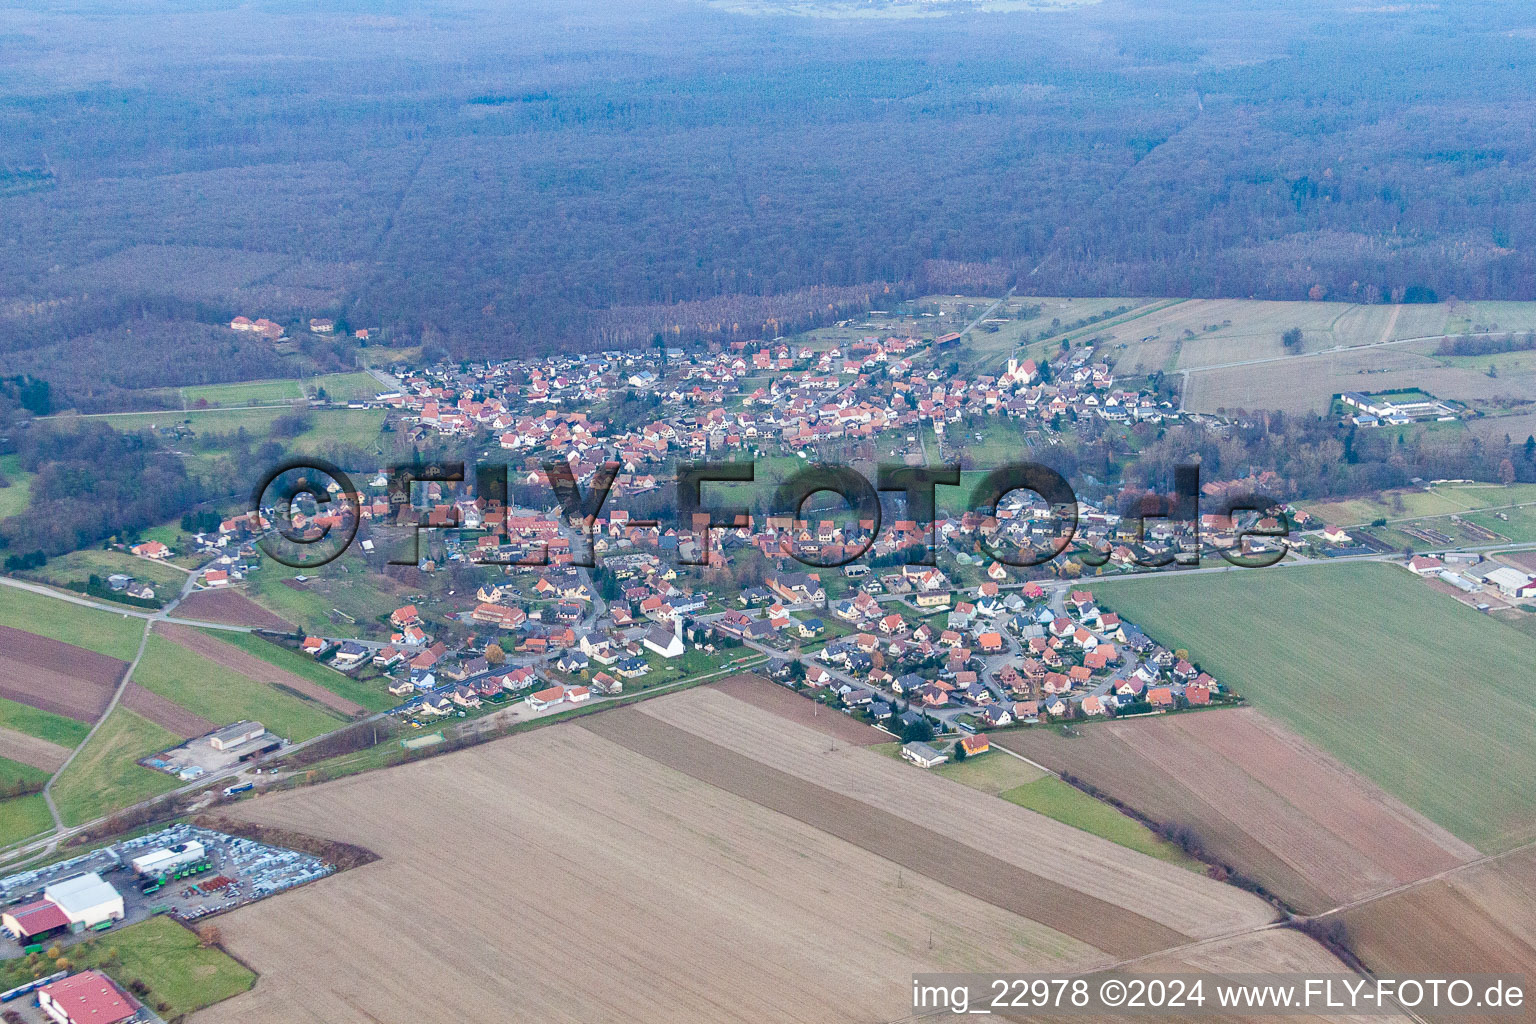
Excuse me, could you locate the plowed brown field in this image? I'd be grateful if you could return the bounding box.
[996,709,1474,913]
[174,590,294,631]
[0,725,70,771]
[0,624,126,722]
[191,725,1108,1024]
[634,687,1275,941]
[709,673,887,745]
[121,681,217,739]
[1338,846,1536,1022]
[186,688,1405,1024]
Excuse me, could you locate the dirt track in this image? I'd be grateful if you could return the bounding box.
[0,725,71,771]
[121,682,217,739]
[174,589,294,631]
[0,624,125,722]
[1340,846,1536,1024]
[155,623,363,716]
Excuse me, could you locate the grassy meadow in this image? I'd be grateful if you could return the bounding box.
[51,708,183,826]
[0,585,146,661]
[1095,561,1536,852]
[133,634,348,742]
[1001,776,1195,866]
[0,696,92,748]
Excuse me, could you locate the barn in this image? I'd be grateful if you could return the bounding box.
[37,971,140,1024]
[0,899,71,942]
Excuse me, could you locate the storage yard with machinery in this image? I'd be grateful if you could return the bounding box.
[0,825,334,957]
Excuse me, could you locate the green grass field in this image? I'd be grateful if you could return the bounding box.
[934,749,1044,794]
[0,754,51,789]
[0,453,34,519]
[23,548,189,596]
[83,406,386,454]
[1096,561,1536,853]
[1001,776,1195,866]
[179,370,381,407]
[1299,482,1536,528]
[213,630,398,712]
[1465,507,1536,543]
[0,916,255,1017]
[51,708,183,826]
[0,586,146,661]
[1299,489,1473,525]
[0,792,54,847]
[0,696,92,747]
[134,635,348,742]
[242,549,407,639]
[307,370,384,401]
[180,377,304,406]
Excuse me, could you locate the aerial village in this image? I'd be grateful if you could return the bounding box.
[147,316,1274,773]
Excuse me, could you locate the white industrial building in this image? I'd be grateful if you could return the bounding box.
[209,721,266,751]
[1482,565,1536,598]
[42,874,123,930]
[131,841,206,878]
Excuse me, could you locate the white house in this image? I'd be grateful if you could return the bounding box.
[642,617,685,659]
[901,741,947,768]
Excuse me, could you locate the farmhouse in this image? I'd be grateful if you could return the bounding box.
[36,971,140,1024]
[1339,390,1460,425]
[1482,565,1535,597]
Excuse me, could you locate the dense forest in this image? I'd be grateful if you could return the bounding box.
[1,0,1535,381]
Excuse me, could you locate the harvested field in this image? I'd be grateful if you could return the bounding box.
[173,589,294,631]
[634,687,1275,941]
[1000,930,1412,1024]
[996,709,1474,914]
[1338,847,1536,1022]
[708,673,887,745]
[1182,343,1536,415]
[0,624,126,722]
[193,724,1108,1024]
[155,622,363,716]
[120,682,217,739]
[0,725,70,771]
[584,709,1185,958]
[1500,549,1536,573]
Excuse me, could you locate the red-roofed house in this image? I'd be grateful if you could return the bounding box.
[37,971,140,1024]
